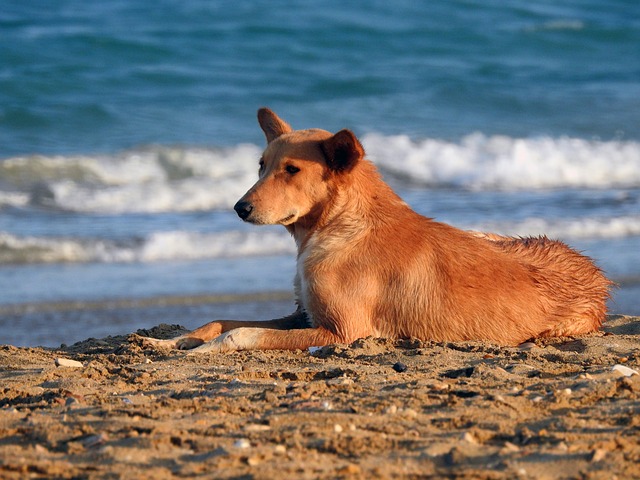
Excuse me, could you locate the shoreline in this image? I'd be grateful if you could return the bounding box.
[1,315,639,478]
[2,286,638,349]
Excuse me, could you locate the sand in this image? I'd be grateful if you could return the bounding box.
[1,314,639,479]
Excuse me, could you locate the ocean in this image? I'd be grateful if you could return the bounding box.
[1,0,639,347]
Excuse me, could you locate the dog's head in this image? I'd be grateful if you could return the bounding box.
[234,108,365,226]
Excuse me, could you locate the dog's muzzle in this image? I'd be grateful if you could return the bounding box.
[234,200,254,220]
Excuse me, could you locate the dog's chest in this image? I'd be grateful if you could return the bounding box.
[296,246,315,327]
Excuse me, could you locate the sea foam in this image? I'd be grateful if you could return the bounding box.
[2,214,639,266]
[1,134,638,214]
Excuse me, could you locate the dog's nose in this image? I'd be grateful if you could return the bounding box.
[234,200,254,220]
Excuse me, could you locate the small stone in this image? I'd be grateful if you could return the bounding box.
[273,445,287,455]
[55,358,84,368]
[612,364,639,377]
[461,432,478,444]
[590,448,607,462]
[384,404,398,415]
[337,464,361,475]
[518,342,536,350]
[246,456,261,466]
[233,438,251,449]
[34,444,49,454]
[502,441,520,453]
[327,376,354,386]
[392,362,408,373]
[244,424,270,432]
[402,408,418,419]
[321,401,332,411]
[561,388,572,396]
[334,424,343,433]
[82,433,108,448]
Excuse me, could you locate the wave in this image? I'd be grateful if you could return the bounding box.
[1,134,639,214]
[365,133,640,190]
[0,230,295,265]
[463,216,640,241]
[2,215,639,266]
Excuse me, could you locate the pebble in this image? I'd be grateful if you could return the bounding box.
[338,464,361,475]
[244,424,270,432]
[590,448,607,462]
[502,441,520,453]
[55,358,84,368]
[611,364,639,377]
[518,342,537,350]
[334,424,343,433]
[82,433,108,448]
[326,376,354,386]
[233,438,251,449]
[461,432,478,444]
[384,404,398,415]
[273,445,287,455]
[392,362,408,373]
[402,408,418,419]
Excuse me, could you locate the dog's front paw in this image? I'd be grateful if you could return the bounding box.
[129,333,206,351]
[175,336,205,350]
[187,328,262,354]
[129,333,177,351]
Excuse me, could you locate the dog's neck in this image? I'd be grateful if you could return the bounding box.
[287,159,409,252]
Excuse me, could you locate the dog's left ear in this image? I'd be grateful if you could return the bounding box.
[320,129,364,173]
[257,108,293,143]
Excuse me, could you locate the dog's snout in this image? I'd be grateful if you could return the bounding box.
[234,200,254,220]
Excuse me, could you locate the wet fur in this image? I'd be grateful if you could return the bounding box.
[139,109,612,353]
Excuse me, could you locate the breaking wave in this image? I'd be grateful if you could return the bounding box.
[1,134,639,214]
[2,215,639,266]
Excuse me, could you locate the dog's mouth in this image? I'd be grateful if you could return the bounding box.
[279,213,297,225]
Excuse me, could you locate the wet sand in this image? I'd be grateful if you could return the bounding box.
[1,315,639,479]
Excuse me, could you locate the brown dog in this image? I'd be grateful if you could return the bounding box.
[140,108,612,353]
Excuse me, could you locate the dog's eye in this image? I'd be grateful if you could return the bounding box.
[258,158,265,172]
[285,165,300,175]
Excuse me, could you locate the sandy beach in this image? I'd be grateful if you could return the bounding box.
[0,315,639,479]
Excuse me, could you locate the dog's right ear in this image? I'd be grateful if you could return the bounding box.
[321,129,364,173]
[257,108,292,143]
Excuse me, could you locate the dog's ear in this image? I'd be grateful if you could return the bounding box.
[321,129,364,173]
[257,108,292,143]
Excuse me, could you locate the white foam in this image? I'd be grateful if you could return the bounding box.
[465,216,640,240]
[363,133,640,190]
[1,135,639,214]
[0,230,296,265]
[0,145,262,213]
[2,213,639,266]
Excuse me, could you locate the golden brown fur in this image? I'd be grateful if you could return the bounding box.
[140,109,612,353]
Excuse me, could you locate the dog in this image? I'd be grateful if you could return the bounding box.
[139,108,612,353]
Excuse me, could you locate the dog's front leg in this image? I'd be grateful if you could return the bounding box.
[189,326,344,354]
[134,309,308,351]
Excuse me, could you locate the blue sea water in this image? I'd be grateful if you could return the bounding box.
[1,0,639,346]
